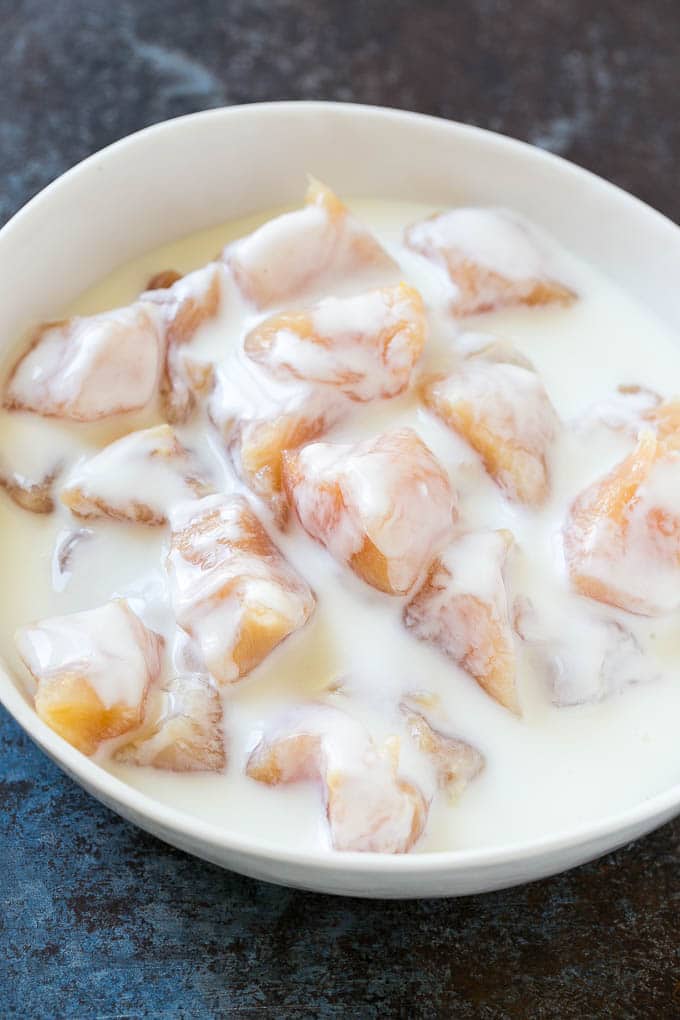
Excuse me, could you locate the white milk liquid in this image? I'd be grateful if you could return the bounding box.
[3,199,680,854]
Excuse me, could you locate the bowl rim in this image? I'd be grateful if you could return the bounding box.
[2,99,680,877]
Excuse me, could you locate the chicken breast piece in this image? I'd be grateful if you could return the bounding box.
[61,424,212,526]
[643,398,680,447]
[246,704,427,853]
[143,263,223,346]
[143,263,224,423]
[514,595,657,706]
[15,600,164,755]
[400,703,485,796]
[244,283,426,401]
[4,305,163,421]
[423,344,559,505]
[405,207,576,316]
[114,672,226,772]
[0,465,61,514]
[166,494,315,683]
[564,431,680,615]
[224,178,398,309]
[576,384,662,437]
[208,360,348,524]
[404,530,519,713]
[163,350,217,428]
[145,269,183,291]
[283,428,456,595]
[0,410,70,514]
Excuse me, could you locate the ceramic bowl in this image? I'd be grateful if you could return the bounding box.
[2,102,680,897]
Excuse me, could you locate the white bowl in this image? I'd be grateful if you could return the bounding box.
[2,102,680,897]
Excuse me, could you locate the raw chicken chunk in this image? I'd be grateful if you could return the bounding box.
[283,428,456,595]
[246,705,427,853]
[564,431,680,615]
[208,360,348,523]
[514,596,657,705]
[114,672,225,772]
[644,398,680,447]
[15,600,164,755]
[224,179,398,309]
[145,269,183,291]
[166,494,315,683]
[577,388,680,463]
[0,412,68,514]
[404,530,519,713]
[405,207,576,316]
[243,283,426,400]
[143,263,224,423]
[4,305,163,421]
[577,384,662,437]
[143,263,222,347]
[400,702,484,796]
[162,350,216,427]
[61,424,212,526]
[0,464,60,514]
[423,344,559,505]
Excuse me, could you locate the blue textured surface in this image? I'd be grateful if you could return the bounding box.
[2,1,680,1016]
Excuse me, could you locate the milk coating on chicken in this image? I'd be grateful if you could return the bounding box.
[3,186,680,854]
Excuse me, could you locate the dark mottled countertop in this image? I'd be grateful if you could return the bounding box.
[2,1,680,1016]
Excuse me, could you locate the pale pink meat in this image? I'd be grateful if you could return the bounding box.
[15,600,164,755]
[4,305,163,421]
[405,207,575,316]
[224,179,398,309]
[244,282,426,401]
[166,494,315,684]
[404,530,519,713]
[246,704,427,853]
[283,428,456,595]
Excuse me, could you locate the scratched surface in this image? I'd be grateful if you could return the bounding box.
[2,1,680,1017]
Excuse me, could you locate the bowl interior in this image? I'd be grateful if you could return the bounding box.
[2,102,680,896]
[5,103,680,333]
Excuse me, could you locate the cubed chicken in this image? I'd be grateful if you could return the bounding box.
[224,179,398,309]
[166,494,315,683]
[208,361,348,523]
[514,595,657,705]
[404,530,519,713]
[0,411,69,514]
[644,398,680,447]
[15,600,164,755]
[61,424,212,526]
[114,672,226,772]
[0,464,60,514]
[564,431,680,615]
[577,384,662,437]
[243,283,426,401]
[283,428,456,595]
[246,705,427,853]
[400,702,485,796]
[162,350,216,427]
[4,305,163,421]
[423,343,559,505]
[143,263,224,423]
[143,263,223,346]
[405,207,576,316]
[145,269,183,291]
